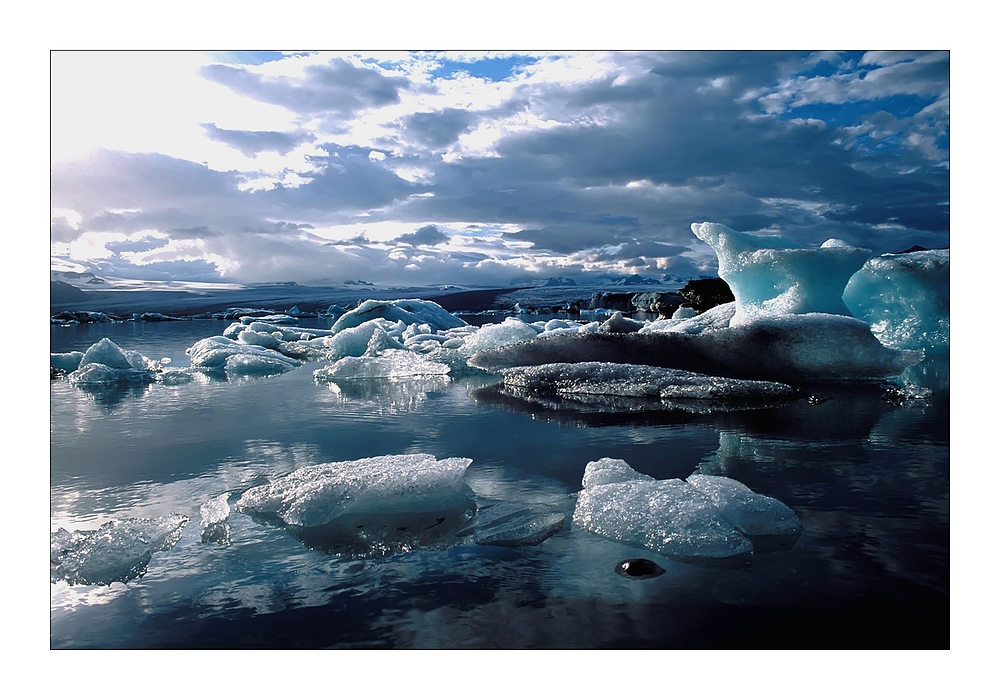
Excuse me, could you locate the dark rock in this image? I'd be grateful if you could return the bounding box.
[51,280,92,304]
[678,278,735,313]
[615,558,666,579]
[589,292,635,311]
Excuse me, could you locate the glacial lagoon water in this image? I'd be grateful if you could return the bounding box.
[50,318,949,649]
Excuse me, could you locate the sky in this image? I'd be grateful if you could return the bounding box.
[50,50,949,287]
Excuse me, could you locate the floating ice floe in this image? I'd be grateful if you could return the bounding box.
[51,351,84,373]
[844,249,949,353]
[62,338,162,387]
[314,349,451,382]
[496,362,796,413]
[234,454,476,557]
[331,299,467,334]
[50,514,189,586]
[572,458,800,566]
[186,336,301,375]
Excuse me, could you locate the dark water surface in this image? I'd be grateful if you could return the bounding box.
[50,320,949,649]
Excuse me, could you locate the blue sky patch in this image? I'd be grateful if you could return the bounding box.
[430,55,539,82]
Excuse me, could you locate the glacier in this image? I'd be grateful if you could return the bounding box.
[572,458,800,565]
[51,514,189,586]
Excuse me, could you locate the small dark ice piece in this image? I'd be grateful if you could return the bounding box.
[615,558,666,580]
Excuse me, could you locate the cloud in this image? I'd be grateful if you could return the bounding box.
[200,58,410,120]
[393,224,450,246]
[51,51,950,285]
[201,123,314,156]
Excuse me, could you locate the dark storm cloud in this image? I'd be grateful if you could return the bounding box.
[201,123,314,156]
[393,224,450,246]
[200,58,410,118]
[398,50,948,255]
[400,108,477,148]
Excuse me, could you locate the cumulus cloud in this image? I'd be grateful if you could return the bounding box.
[51,51,950,285]
[199,58,410,119]
[393,224,450,246]
[201,123,314,156]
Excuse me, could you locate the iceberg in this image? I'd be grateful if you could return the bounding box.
[331,299,467,334]
[63,338,162,388]
[843,249,949,353]
[497,362,796,413]
[234,454,476,556]
[186,336,301,374]
[573,459,753,565]
[50,514,188,586]
[470,313,920,383]
[320,319,406,361]
[572,459,800,565]
[691,222,871,326]
[685,474,801,537]
[460,317,539,354]
[51,351,84,373]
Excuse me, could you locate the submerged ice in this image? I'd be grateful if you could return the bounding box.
[51,514,189,586]
[572,458,800,565]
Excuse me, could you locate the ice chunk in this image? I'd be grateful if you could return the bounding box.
[691,222,871,326]
[50,514,188,586]
[331,299,467,334]
[200,494,231,544]
[79,338,135,371]
[51,351,84,372]
[582,457,656,489]
[685,474,801,537]
[498,362,796,412]
[598,311,644,333]
[461,317,539,354]
[672,306,698,319]
[472,313,920,383]
[224,353,297,376]
[573,463,753,565]
[157,368,196,385]
[186,336,301,372]
[67,363,155,388]
[461,502,565,547]
[322,319,406,361]
[314,349,451,382]
[234,454,476,556]
[641,302,737,335]
[237,329,283,351]
[843,249,949,353]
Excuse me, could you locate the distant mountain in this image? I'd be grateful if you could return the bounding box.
[509,276,578,287]
[51,280,93,303]
[344,280,375,286]
[607,274,660,286]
